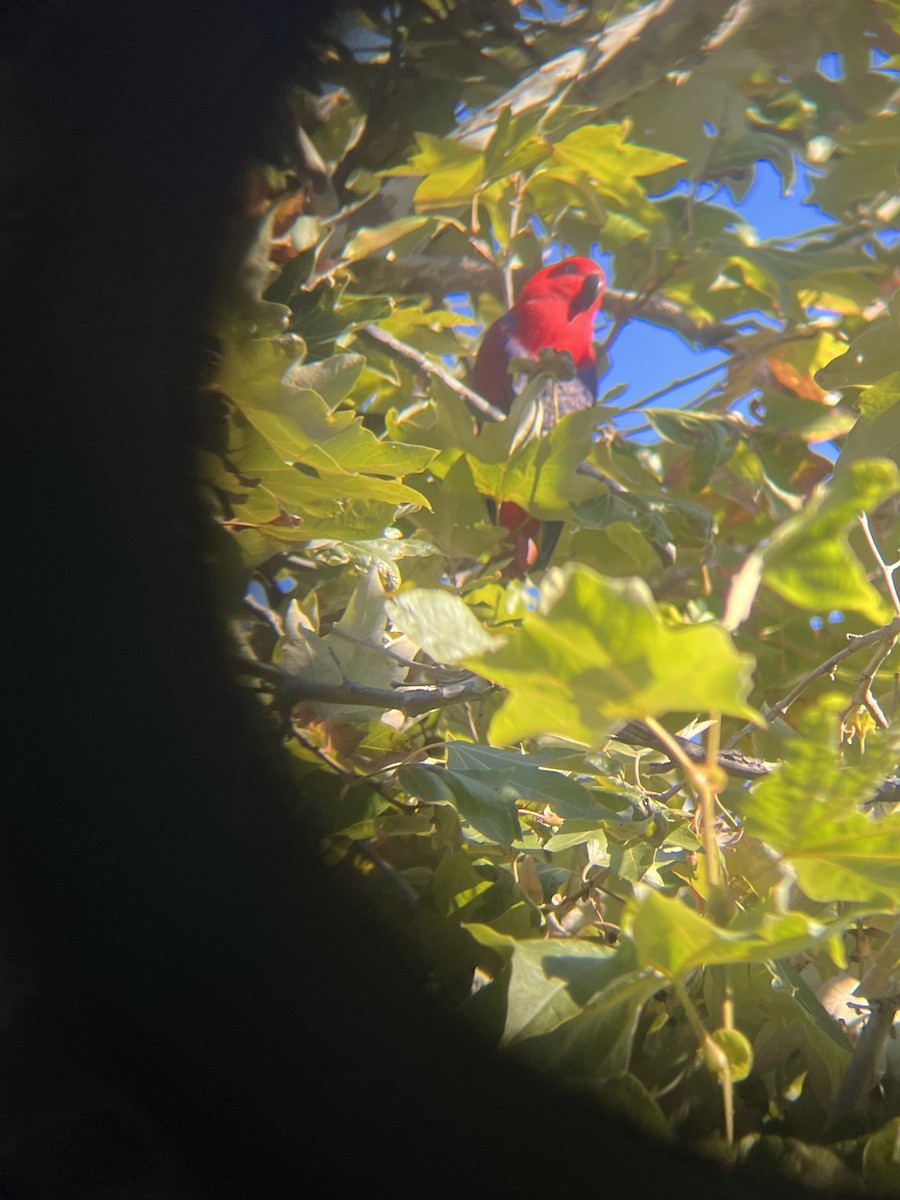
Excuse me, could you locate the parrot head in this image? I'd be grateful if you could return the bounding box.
[513,256,605,367]
[518,256,605,312]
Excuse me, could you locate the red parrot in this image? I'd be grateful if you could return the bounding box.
[472,256,606,575]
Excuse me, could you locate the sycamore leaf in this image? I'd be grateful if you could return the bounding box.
[338,216,434,266]
[763,458,900,623]
[398,765,521,847]
[386,588,502,662]
[466,926,655,1079]
[834,371,900,476]
[816,304,900,390]
[385,132,485,209]
[545,123,684,220]
[468,406,608,517]
[863,1118,900,1194]
[627,889,864,977]
[741,715,900,907]
[280,569,405,721]
[221,337,437,481]
[445,742,611,821]
[466,564,760,747]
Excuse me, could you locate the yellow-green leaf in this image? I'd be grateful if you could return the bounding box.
[466,564,760,747]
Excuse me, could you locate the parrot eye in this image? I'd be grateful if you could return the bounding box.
[558,261,579,275]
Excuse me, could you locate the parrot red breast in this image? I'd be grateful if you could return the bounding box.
[472,256,606,575]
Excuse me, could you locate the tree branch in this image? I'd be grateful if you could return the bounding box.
[358,322,506,422]
[860,511,900,618]
[358,251,750,350]
[230,653,500,717]
[726,618,900,749]
[602,288,748,349]
[823,987,900,1140]
[614,720,776,780]
[840,635,897,733]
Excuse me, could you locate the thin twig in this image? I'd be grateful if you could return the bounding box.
[840,636,898,734]
[612,359,728,415]
[358,323,506,423]
[600,253,689,359]
[860,512,900,617]
[725,618,900,750]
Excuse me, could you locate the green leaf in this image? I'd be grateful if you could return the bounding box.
[627,889,863,976]
[339,216,434,266]
[741,716,900,907]
[399,765,521,847]
[466,564,760,747]
[280,569,405,721]
[643,410,736,491]
[812,111,900,216]
[834,372,900,476]
[817,305,900,390]
[706,1028,753,1083]
[445,742,611,820]
[386,132,485,208]
[468,404,602,518]
[546,123,684,219]
[763,458,900,623]
[590,1074,670,1139]
[309,533,438,592]
[221,338,437,482]
[863,1118,900,1194]
[386,588,502,662]
[444,772,523,848]
[738,1136,861,1190]
[410,457,502,559]
[283,353,366,410]
[466,926,656,1069]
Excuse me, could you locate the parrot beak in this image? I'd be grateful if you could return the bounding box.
[570,272,603,315]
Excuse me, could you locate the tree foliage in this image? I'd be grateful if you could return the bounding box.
[203,0,900,1187]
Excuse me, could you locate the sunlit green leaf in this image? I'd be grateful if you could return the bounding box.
[817,304,900,389]
[467,564,760,746]
[763,458,900,623]
[741,713,900,907]
[386,588,502,662]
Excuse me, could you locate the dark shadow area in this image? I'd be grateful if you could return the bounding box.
[0,2,853,1195]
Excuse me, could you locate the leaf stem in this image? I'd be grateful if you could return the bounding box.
[672,976,734,1143]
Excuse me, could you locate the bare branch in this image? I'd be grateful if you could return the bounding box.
[358,323,506,423]
[615,719,776,780]
[230,653,499,717]
[357,251,749,350]
[823,989,900,1140]
[840,636,898,734]
[860,511,900,617]
[602,288,747,349]
[726,618,900,749]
